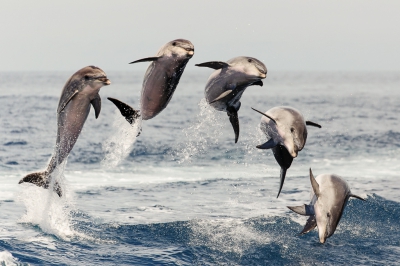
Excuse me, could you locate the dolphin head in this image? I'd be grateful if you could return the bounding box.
[227,56,267,80]
[260,107,307,158]
[160,39,194,59]
[67,66,111,91]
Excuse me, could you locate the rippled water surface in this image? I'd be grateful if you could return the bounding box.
[1,71,400,265]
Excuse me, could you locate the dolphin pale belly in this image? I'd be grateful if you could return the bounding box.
[19,66,111,196]
[109,39,194,125]
[288,169,365,243]
[196,56,267,143]
[252,106,321,197]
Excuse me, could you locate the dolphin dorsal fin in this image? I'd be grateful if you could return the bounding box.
[306,121,322,128]
[129,57,160,64]
[309,168,320,197]
[195,61,230,70]
[251,107,277,125]
[210,90,233,104]
[349,194,366,201]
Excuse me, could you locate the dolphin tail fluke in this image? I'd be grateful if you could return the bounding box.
[300,215,317,235]
[107,97,141,125]
[18,172,62,197]
[227,109,240,143]
[350,194,366,201]
[277,168,287,198]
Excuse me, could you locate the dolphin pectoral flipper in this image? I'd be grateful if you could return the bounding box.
[91,94,101,119]
[210,90,233,104]
[129,57,160,64]
[300,215,317,235]
[256,139,277,149]
[227,107,240,143]
[58,89,79,114]
[251,80,263,87]
[195,61,230,70]
[107,97,140,125]
[287,204,315,216]
[306,121,322,128]
[350,194,366,201]
[277,168,287,198]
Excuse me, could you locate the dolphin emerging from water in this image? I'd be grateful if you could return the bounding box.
[108,39,194,125]
[19,66,111,196]
[196,56,267,143]
[288,169,365,243]
[252,106,321,197]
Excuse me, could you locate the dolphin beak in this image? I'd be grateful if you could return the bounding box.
[98,77,111,85]
[187,50,194,56]
[260,73,266,78]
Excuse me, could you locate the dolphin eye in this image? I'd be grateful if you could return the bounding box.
[172,42,177,46]
[84,75,90,80]
[248,59,252,63]
[327,213,331,218]
[290,127,295,133]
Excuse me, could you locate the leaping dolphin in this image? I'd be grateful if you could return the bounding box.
[108,39,194,126]
[252,106,321,197]
[196,56,267,143]
[19,66,111,196]
[288,169,365,243]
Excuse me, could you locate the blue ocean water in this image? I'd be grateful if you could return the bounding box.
[1,71,400,265]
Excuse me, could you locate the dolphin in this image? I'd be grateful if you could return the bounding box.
[288,169,365,243]
[19,66,111,196]
[108,39,194,125]
[196,56,267,143]
[252,106,321,197]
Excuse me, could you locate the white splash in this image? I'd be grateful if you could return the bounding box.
[0,250,25,266]
[175,98,225,163]
[17,164,75,241]
[101,111,142,168]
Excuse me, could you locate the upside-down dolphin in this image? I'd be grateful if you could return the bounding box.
[288,169,365,243]
[19,66,111,196]
[252,106,321,197]
[196,56,267,143]
[108,39,194,125]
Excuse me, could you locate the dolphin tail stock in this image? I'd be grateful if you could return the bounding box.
[276,168,288,198]
[107,97,141,126]
[349,194,366,201]
[227,106,240,143]
[18,171,62,197]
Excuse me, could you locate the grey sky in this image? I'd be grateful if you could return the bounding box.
[1,0,399,71]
